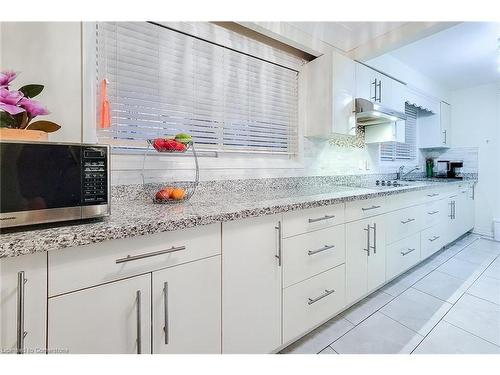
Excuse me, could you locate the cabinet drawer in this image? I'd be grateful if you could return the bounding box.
[421,199,447,228]
[282,204,344,238]
[386,191,421,212]
[386,233,421,280]
[48,223,221,296]
[345,197,387,222]
[386,206,423,244]
[283,224,345,288]
[283,265,345,344]
[421,225,445,259]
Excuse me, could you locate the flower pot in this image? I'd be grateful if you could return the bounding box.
[0,128,48,141]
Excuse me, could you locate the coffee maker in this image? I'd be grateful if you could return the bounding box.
[436,160,463,179]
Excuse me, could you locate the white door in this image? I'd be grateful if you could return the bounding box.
[222,214,282,353]
[48,274,151,354]
[152,256,221,354]
[440,102,451,146]
[367,217,387,292]
[355,63,377,101]
[346,216,386,304]
[0,252,46,354]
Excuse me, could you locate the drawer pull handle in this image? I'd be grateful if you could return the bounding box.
[401,218,415,224]
[308,289,335,305]
[427,193,439,197]
[401,248,416,256]
[362,205,381,211]
[428,211,439,215]
[308,244,335,256]
[449,194,458,198]
[116,246,186,264]
[308,214,335,223]
[429,236,440,242]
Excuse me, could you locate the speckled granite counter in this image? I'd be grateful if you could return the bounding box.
[0,175,476,258]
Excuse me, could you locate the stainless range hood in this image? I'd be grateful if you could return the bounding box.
[355,98,407,126]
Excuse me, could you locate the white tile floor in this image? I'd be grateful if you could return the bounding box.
[281,233,500,354]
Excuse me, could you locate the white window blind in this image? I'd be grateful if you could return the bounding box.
[380,103,417,161]
[96,22,301,154]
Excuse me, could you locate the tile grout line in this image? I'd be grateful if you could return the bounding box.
[411,240,500,353]
[328,235,479,353]
[442,320,500,349]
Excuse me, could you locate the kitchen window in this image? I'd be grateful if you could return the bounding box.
[95,22,302,155]
[380,103,417,161]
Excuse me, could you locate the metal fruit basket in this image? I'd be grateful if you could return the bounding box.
[141,139,199,204]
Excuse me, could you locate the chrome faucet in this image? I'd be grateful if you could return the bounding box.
[396,165,420,180]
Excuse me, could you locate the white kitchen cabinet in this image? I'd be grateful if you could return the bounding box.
[0,252,46,354]
[418,101,451,149]
[355,62,401,110]
[386,233,421,280]
[455,185,475,236]
[48,274,151,354]
[305,50,356,137]
[346,215,387,304]
[364,120,405,143]
[152,256,221,354]
[222,214,282,353]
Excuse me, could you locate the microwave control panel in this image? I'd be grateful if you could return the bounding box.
[82,146,108,205]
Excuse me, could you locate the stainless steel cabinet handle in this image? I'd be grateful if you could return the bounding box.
[401,248,416,256]
[401,218,415,224]
[449,201,454,218]
[116,246,186,264]
[363,224,370,256]
[453,201,456,219]
[308,244,335,256]
[362,205,381,211]
[308,214,335,223]
[371,79,378,101]
[275,221,282,267]
[429,236,440,242]
[428,211,439,215]
[443,130,447,145]
[308,289,335,305]
[163,282,169,345]
[371,223,377,254]
[378,80,382,103]
[136,290,142,354]
[427,193,439,197]
[17,271,27,354]
[449,194,458,198]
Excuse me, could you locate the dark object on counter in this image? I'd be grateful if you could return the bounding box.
[435,160,464,179]
[426,159,434,178]
[0,141,110,228]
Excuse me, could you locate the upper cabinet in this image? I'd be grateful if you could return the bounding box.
[355,63,406,113]
[304,50,356,137]
[418,101,451,149]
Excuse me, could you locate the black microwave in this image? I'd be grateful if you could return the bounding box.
[0,141,110,228]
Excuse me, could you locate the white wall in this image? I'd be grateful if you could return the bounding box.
[450,82,500,236]
[0,22,82,143]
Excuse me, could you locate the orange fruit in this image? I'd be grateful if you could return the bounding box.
[170,188,186,200]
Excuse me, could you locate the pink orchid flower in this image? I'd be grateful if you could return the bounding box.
[0,87,25,115]
[0,70,17,88]
[19,97,49,117]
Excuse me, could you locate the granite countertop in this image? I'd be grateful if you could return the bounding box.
[0,176,475,258]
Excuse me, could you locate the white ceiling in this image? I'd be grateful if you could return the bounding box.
[390,22,500,90]
[287,22,407,52]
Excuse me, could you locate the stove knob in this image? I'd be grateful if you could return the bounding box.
[376,180,380,185]
[387,181,392,186]
[381,181,386,186]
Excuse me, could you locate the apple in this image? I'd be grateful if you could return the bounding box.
[155,190,170,201]
[152,138,165,151]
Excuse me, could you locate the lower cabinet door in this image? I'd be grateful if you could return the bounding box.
[48,274,151,354]
[421,224,445,259]
[222,215,282,353]
[0,252,47,354]
[152,256,221,354]
[386,233,421,281]
[366,217,386,293]
[346,216,386,304]
[283,265,345,343]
